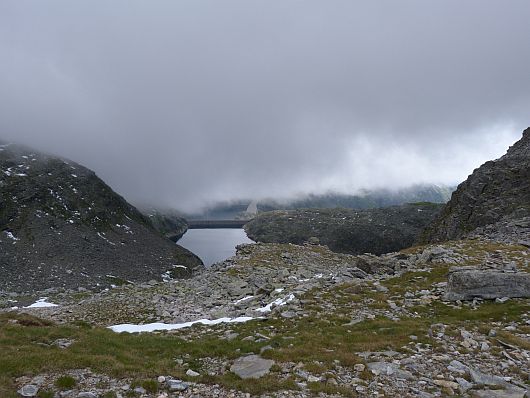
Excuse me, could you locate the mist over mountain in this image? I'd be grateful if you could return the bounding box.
[1,1,529,211]
[1,2,530,396]
[184,184,454,220]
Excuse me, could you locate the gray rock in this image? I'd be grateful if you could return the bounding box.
[29,376,46,387]
[224,332,239,341]
[445,269,530,301]
[78,393,98,398]
[367,361,414,380]
[472,388,528,398]
[53,338,74,349]
[17,385,39,397]
[280,310,297,318]
[469,368,510,388]
[167,379,188,391]
[230,355,275,379]
[448,359,469,374]
[456,377,474,392]
[186,369,200,377]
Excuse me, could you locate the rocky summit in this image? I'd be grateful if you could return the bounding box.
[244,203,444,255]
[0,142,202,293]
[421,128,530,245]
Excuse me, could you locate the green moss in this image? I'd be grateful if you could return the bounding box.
[308,381,357,397]
[55,375,76,389]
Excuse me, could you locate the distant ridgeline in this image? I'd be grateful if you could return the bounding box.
[184,184,454,220]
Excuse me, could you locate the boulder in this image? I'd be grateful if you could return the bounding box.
[445,268,530,301]
[230,355,274,379]
[472,388,528,398]
[17,385,38,397]
[167,379,188,391]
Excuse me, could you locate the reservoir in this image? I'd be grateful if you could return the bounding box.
[177,228,254,266]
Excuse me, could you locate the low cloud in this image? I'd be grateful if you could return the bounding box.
[1,1,528,211]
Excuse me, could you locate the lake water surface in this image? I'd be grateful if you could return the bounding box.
[177,228,254,266]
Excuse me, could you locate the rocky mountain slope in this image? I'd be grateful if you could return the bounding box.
[140,207,189,241]
[0,142,202,293]
[244,203,444,255]
[421,128,530,244]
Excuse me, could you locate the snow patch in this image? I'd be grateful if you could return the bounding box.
[109,316,255,333]
[254,293,295,313]
[24,298,59,308]
[234,295,254,304]
[4,231,19,241]
[97,232,116,246]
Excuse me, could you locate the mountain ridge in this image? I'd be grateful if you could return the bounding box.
[0,142,202,293]
[420,127,530,244]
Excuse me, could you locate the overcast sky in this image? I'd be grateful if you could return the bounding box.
[1,1,529,211]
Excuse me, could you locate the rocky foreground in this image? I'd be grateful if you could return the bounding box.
[2,236,529,398]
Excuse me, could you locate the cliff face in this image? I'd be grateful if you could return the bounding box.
[421,128,530,244]
[0,142,202,293]
[244,203,443,255]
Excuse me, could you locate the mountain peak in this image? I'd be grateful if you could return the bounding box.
[0,141,202,293]
[502,127,530,160]
[420,128,530,244]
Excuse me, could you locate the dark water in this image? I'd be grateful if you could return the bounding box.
[177,228,254,266]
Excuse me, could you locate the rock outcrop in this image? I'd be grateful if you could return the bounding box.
[421,128,530,244]
[445,267,530,301]
[0,142,202,293]
[244,203,443,255]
